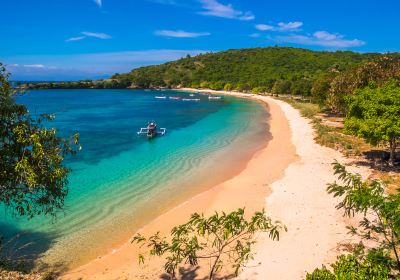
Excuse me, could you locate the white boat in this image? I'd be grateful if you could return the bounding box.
[208,96,222,100]
[189,94,195,97]
[137,122,166,138]
[182,98,201,102]
[155,96,167,99]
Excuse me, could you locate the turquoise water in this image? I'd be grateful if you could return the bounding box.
[0,89,269,267]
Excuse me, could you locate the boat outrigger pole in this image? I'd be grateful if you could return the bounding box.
[137,122,166,138]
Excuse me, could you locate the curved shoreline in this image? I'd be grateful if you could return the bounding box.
[42,93,270,269]
[61,91,297,279]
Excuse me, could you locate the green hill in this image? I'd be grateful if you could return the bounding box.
[23,46,400,113]
[113,47,380,91]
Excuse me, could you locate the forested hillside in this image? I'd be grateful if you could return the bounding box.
[23,47,400,114]
[115,47,378,91]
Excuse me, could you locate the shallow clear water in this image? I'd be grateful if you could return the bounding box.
[0,89,269,267]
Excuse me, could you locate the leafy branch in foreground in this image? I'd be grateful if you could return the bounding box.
[307,161,400,279]
[0,63,80,219]
[132,208,286,279]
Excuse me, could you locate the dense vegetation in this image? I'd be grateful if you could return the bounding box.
[116,47,379,91]
[0,64,78,277]
[1,64,79,218]
[307,162,400,279]
[344,82,400,166]
[24,47,400,115]
[7,46,400,278]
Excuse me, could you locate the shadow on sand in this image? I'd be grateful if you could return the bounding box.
[159,266,236,280]
[0,222,67,275]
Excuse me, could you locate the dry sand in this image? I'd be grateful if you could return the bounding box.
[61,90,296,280]
[61,89,370,280]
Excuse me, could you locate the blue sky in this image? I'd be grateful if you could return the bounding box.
[2,0,399,80]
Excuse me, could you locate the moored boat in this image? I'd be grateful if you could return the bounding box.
[137,122,167,138]
[208,96,222,100]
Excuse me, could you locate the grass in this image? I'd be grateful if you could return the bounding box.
[278,96,399,193]
[279,97,373,156]
[312,120,373,157]
[374,171,400,194]
[281,98,320,118]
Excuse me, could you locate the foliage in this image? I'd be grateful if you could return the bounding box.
[26,47,380,95]
[272,80,292,95]
[328,162,400,271]
[0,64,79,218]
[328,56,400,113]
[311,75,332,106]
[132,208,286,279]
[308,162,400,278]
[344,82,400,165]
[282,98,321,119]
[307,247,392,280]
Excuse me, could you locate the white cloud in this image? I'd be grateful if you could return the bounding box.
[66,36,86,42]
[314,31,339,40]
[81,32,111,39]
[277,21,303,31]
[255,21,303,32]
[65,32,111,42]
[24,64,45,68]
[94,0,102,7]
[255,24,274,31]
[5,49,211,80]
[274,31,366,48]
[155,30,210,38]
[198,0,254,21]
[249,33,261,38]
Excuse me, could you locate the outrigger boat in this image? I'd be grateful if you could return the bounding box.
[137,122,166,138]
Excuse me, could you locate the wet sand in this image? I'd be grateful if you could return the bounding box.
[61,91,297,279]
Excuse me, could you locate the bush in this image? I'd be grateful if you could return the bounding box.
[132,208,286,279]
[307,249,392,280]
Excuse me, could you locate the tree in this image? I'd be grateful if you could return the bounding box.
[224,83,233,91]
[311,76,331,106]
[307,161,400,278]
[132,208,286,279]
[0,64,79,218]
[307,248,392,280]
[291,79,312,97]
[344,82,400,166]
[272,80,292,95]
[328,56,400,114]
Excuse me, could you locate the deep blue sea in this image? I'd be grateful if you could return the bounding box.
[0,89,269,267]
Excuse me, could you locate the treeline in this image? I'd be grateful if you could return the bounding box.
[22,78,131,90]
[119,47,400,114]
[23,47,400,114]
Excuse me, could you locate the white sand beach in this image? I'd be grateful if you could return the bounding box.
[61,90,370,280]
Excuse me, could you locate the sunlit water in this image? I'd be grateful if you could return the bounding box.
[0,89,269,268]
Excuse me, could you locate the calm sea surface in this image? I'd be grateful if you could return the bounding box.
[0,89,269,267]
